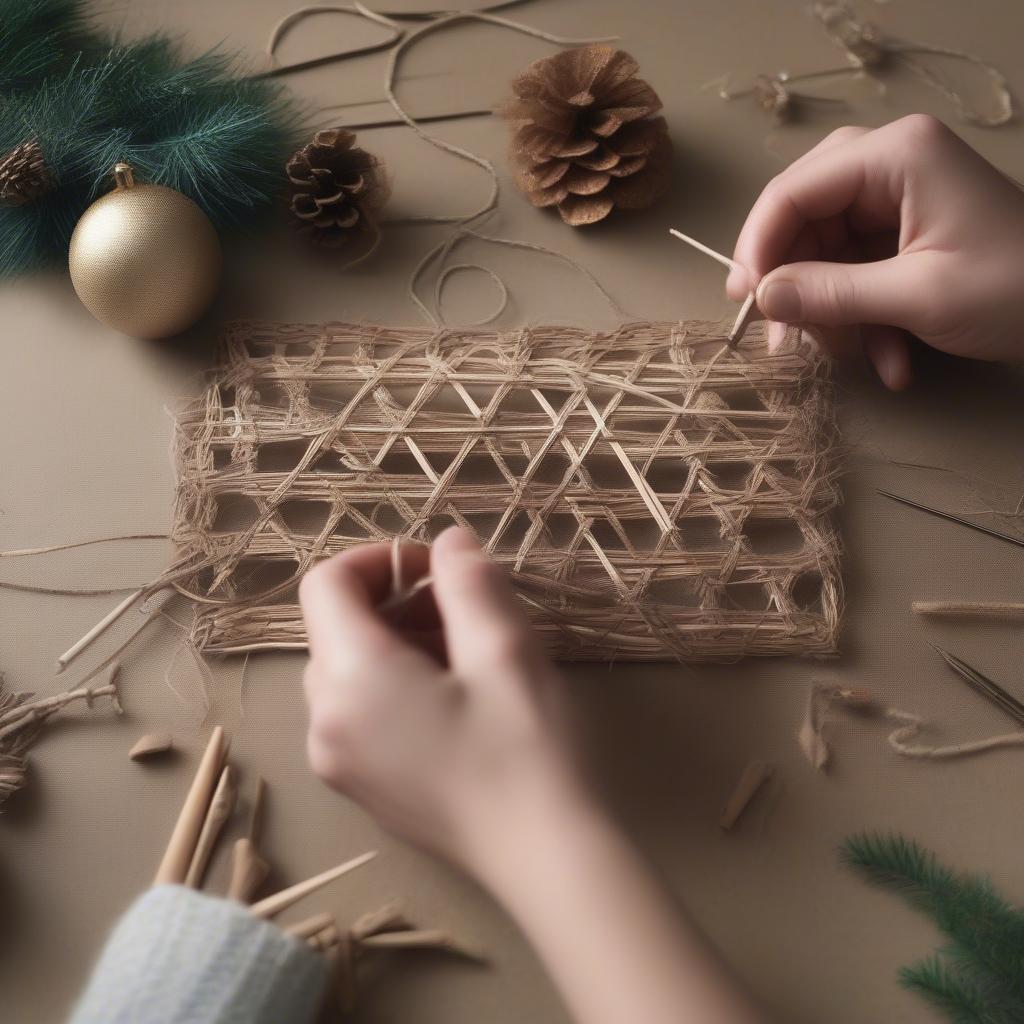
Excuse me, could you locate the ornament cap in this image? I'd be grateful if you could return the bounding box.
[113,163,136,189]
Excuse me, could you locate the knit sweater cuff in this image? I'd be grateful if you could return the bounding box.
[69,885,329,1024]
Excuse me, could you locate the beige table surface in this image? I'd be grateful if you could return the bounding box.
[4,1,1024,1021]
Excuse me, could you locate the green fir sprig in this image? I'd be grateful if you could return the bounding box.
[842,833,1024,1024]
[0,0,299,276]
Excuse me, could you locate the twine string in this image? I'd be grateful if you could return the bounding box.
[714,2,1012,127]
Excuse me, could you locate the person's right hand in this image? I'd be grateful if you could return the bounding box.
[726,114,1024,390]
[298,526,588,883]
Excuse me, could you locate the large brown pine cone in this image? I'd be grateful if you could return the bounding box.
[285,129,389,248]
[502,45,673,226]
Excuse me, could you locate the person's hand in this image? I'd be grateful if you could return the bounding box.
[726,114,1024,390]
[299,526,588,882]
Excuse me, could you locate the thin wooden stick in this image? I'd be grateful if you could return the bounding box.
[154,726,229,886]
[669,229,759,348]
[913,600,1024,621]
[719,760,773,830]
[728,290,760,347]
[359,928,480,955]
[55,588,148,673]
[227,838,270,903]
[285,912,335,940]
[185,765,237,888]
[668,228,740,271]
[249,851,378,919]
[227,776,270,902]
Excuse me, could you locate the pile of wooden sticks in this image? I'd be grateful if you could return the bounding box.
[153,727,482,1011]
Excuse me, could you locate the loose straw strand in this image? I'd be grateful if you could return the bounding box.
[913,600,1024,622]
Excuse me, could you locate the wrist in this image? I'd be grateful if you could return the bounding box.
[459,772,616,902]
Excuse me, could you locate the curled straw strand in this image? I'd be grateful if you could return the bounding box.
[263,3,627,325]
[374,9,623,327]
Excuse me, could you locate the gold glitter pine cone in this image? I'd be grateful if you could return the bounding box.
[0,140,55,207]
[502,45,673,227]
[285,129,389,248]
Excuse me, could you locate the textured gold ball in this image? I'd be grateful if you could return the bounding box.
[68,165,222,339]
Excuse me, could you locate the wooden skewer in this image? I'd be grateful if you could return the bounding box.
[360,929,483,958]
[669,228,759,348]
[184,765,237,888]
[913,600,1024,621]
[728,291,760,347]
[55,587,147,673]
[669,228,740,271]
[719,760,773,830]
[249,850,378,919]
[153,726,229,886]
[285,912,334,940]
[227,838,271,903]
[227,777,270,902]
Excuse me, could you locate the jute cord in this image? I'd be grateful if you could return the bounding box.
[800,681,1024,765]
[264,1,626,327]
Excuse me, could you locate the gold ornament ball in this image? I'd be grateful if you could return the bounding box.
[69,164,222,339]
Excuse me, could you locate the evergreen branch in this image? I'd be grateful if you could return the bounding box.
[0,0,100,95]
[843,833,1024,1021]
[0,27,300,275]
[901,956,1013,1024]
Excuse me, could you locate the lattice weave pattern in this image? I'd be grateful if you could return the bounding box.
[169,320,842,661]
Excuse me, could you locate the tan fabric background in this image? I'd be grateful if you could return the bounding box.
[3,1,1024,1021]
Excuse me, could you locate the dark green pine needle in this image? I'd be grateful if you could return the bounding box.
[842,834,1024,1024]
[0,3,301,277]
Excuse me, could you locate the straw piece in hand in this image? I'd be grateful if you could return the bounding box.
[185,764,237,888]
[249,850,378,919]
[154,726,228,886]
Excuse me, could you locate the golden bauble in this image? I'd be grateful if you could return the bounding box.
[68,164,222,339]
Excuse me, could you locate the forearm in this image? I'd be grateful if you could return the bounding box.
[476,794,769,1024]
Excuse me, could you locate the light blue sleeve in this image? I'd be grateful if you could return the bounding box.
[69,885,329,1024]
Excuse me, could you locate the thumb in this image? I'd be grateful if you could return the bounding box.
[429,526,537,677]
[756,257,924,330]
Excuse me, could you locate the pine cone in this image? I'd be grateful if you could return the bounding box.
[0,140,54,207]
[502,45,673,227]
[285,129,389,248]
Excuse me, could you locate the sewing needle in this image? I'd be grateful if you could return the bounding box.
[878,489,1024,551]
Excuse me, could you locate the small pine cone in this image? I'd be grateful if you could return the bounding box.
[0,140,54,207]
[502,45,673,227]
[285,129,389,248]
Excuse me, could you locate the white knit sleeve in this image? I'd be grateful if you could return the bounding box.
[68,885,329,1024]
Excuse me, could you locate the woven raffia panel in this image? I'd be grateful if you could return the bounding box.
[169,320,842,662]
